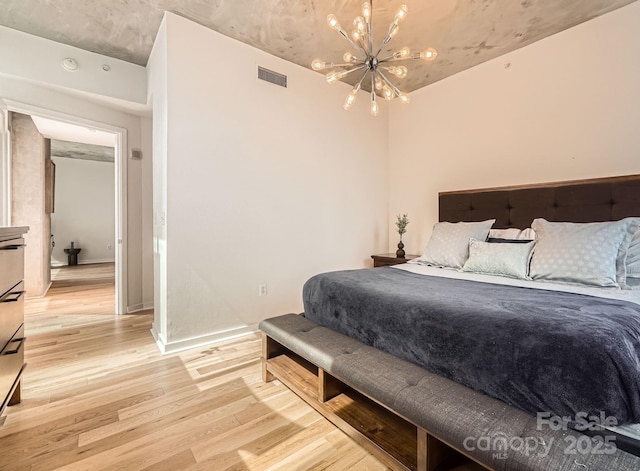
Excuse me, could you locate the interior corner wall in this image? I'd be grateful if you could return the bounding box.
[140,116,154,311]
[10,112,50,297]
[146,16,168,345]
[388,1,640,255]
[151,12,389,351]
[50,157,115,266]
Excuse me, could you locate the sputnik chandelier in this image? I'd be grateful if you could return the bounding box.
[312,2,438,116]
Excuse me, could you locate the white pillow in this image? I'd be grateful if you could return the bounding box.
[520,228,536,240]
[462,238,535,279]
[415,220,495,269]
[530,218,640,288]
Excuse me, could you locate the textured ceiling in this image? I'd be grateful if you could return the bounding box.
[0,0,636,93]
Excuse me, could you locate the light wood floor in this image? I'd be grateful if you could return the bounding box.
[0,264,389,470]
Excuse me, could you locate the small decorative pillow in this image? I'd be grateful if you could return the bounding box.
[416,219,495,269]
[530,218,640,288]
[462,238,535,279]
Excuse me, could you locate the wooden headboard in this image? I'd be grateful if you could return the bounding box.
[439,174,640,229]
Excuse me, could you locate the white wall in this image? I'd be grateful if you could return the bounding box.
[0,36,153,312]
[149,13,389,352]
[389,1,640,255]
[50,157,115,266]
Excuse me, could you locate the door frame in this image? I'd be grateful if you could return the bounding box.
[1,99,128,315]
[0,99,10,226]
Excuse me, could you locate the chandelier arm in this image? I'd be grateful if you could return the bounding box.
[340,64,369,78]
[377,69,402,96]
[335,62,366,69]
[370,71,377,112]
[374,33,395,58]
[338,30,366,53]
[378,54,413,63]
[378,54,397,63]
[355,69,369,90]
[356,39,370,59]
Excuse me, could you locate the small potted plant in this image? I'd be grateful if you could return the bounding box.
[395,213,409,258]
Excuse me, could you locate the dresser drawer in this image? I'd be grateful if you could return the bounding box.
[0,239,25,298]
[0,282,24,352]
[0,324,25,411]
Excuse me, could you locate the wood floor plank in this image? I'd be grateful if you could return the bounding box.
[0,263,390,470]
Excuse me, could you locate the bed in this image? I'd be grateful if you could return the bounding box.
[261,174,640,470]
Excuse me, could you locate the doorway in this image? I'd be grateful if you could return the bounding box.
[1,101,128,315]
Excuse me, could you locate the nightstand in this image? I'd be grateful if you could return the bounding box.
[371,253,419,267]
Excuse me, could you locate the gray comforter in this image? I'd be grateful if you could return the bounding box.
[303,267,640,425]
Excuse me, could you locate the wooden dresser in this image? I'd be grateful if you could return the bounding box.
[0,226,28,416]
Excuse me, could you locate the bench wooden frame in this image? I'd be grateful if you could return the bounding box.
[262,333,488,471]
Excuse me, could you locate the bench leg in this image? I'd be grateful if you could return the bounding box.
[262,333,285,383]
[318,368,344,402]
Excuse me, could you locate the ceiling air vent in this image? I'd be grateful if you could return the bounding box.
[258,66,287,88]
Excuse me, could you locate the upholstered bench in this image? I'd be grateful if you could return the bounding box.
[260,313,640,471]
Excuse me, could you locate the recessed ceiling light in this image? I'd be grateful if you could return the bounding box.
[62,58,78,71]
[102,64,111,72]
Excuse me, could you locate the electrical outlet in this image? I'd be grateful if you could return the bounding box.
[258,284,268,296]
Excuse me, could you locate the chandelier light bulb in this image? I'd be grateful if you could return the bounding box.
[326,71,340,83]
[343,52,357,63]
[344,90,358,111]
[388,25,400,39]
[420,47,438,61]
[383,86,394,100]
[362,2,371,21]
[399,92,411,104]
[311,59,326,71]
[394,47,411,59]
[354,16,366,33]
[327,70,351,83]
[394,5,408,22]
[386,65,407,78]
[351,29,362,41]
[327,14,341,31]
[374,75,384,90]
[370,99,379,116]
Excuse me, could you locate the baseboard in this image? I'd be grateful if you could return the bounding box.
[153,324,258,354]
[25,281,52,300]
[150,325,166,352]
[127,301,154,314]
[51,258,115,268]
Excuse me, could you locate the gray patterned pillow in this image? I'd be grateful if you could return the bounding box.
[626,231,640,279]
[462,238,536,279]
[416,220,495,269]
[530,218,640,287]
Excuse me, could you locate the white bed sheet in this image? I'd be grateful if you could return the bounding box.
[393,261,640,441]
[393,261,640,306]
